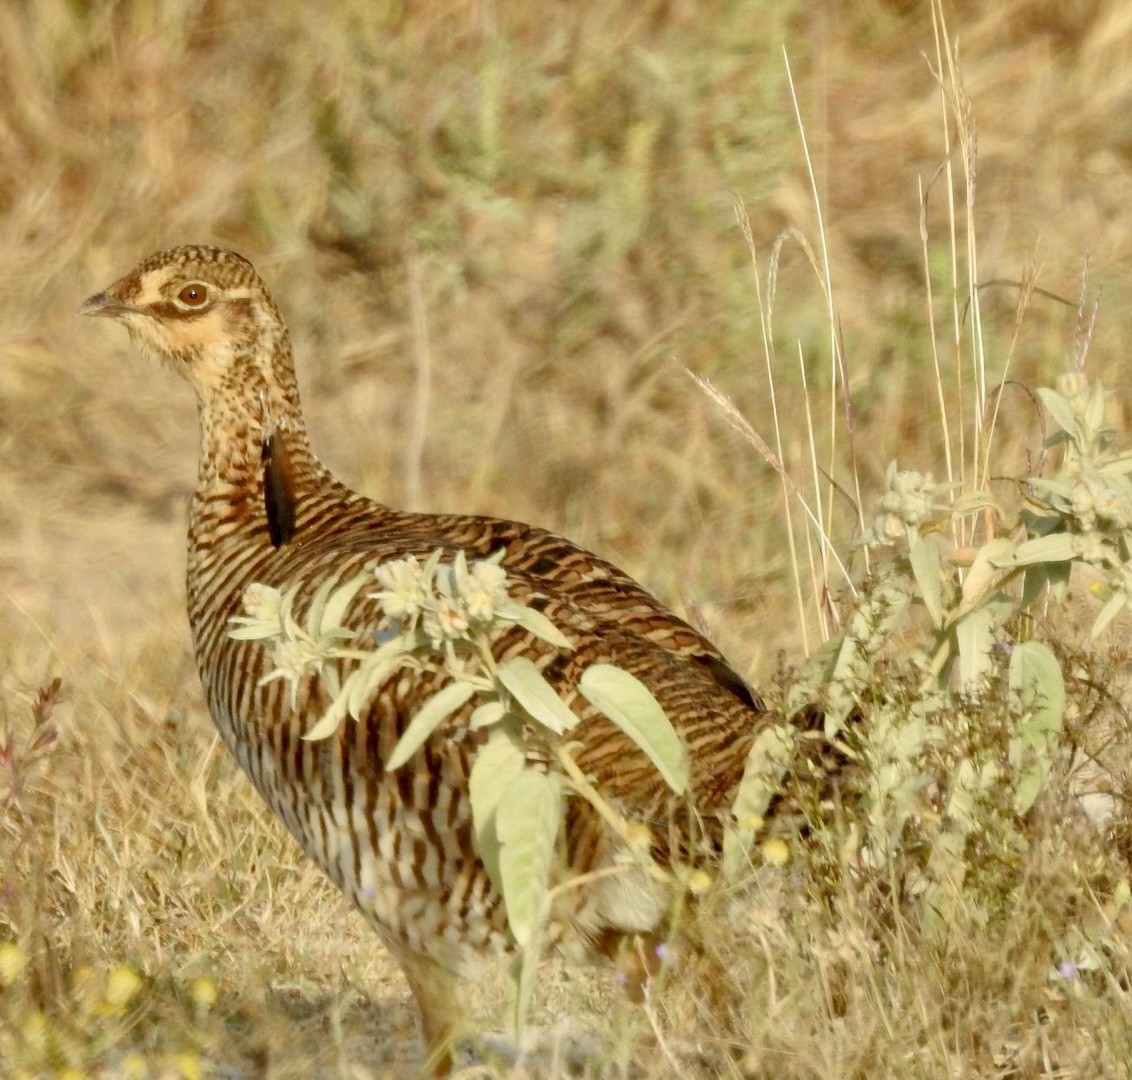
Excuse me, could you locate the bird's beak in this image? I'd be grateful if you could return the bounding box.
[77,291,133,319]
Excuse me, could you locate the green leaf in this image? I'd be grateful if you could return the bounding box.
[229,622,282,641]
[1026,476,1074,508]
[921,830,966,947]
[1098,451,1132,477]
[951,490,1002,516]
[344,654,399,719]
[319,572,370,633]
[579,664,689,794]
[1091,590,1128,639]
[1013,768,1045,817]
[823,633,860,732]
[944,758,981,833]
[469,700,506,730]
[1008,642,1064,731]
[469,726,526,895]
[420,548,445,581]
[723,723,797,880]
[451,548,471,595]
[954,604,998,694]
[496,601,573,650]
[1020,565,1051,612]
[992,533,1078,567]
[278,583,303,638]
[1084,382,1107,433]
[304,575,341,637]
[729,723,797,826]
[956,538,1016,615]
[908,535,943,629]
[1008,641,1065,813]
[301,641,415,742]
[507,941,542,1045]
[354,630,420,706]
[1044,557,1073,604]
[496,770,560,948]
[302,683,352,742]
[384,680,475,769]
[1037,387,1078,437]
[497,657,579,734]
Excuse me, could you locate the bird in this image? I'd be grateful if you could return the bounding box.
[79,245,769,1072]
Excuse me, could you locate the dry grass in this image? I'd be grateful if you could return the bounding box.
[4,0,1132,1076]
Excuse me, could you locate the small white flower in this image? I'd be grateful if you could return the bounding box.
[229,583,284,639]
[372,556,426,623]
[422,597,470,647]
[261,632,348,709]
[460,560,510,622]
[244,583,282,621]
[1072,532,1109,565]
[260,640,314,708]
[876,511,906,544]
[881,469,935,527]
[274,639,317,678]
[1092,480,1132,529]
[1070,479,1098,529]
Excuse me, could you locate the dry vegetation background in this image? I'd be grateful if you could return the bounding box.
[5,0,1132,1076]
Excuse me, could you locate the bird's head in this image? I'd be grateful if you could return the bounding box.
[79,245,298,413]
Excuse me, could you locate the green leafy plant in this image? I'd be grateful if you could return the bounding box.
[718,372,1132,953]
[231,549,691,1033]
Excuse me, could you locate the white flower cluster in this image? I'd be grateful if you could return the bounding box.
[371,550,513,656]
[230,577,361,708]
[867,467,942,546]
[229,549,574,736]
[1069,472,1132,534]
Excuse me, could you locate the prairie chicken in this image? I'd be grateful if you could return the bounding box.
[79,245,768,1070]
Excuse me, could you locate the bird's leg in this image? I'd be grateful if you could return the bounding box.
[393,946,466,1076]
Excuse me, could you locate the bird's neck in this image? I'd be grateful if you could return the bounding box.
[186,356,334,578]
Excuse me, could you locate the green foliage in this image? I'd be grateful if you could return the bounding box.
[232,549,691,1036]
[722,722,797,881]
[578,664,689,795]
[733,375,1132,956]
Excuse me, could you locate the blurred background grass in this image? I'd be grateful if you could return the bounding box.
[4,0,1132,1075]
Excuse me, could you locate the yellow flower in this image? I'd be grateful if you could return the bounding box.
[190,975,217,1010]
[21,1010,48,1059]
[688,869,713,895]
[120,1052,148,1079]
[761,837,791,866]
[104,964,143,1008]
[0,942,26,987]
[176,1052,205,1080]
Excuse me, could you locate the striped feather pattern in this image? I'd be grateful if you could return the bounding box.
[80,246,771,1068]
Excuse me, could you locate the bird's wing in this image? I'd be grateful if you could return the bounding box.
[308,507,763,716]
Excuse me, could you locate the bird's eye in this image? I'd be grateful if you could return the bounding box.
[177,283,210,308]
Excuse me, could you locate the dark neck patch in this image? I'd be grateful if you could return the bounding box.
[262,429,297,547]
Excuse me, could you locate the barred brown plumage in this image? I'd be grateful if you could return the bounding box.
[79,245,771,1071]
